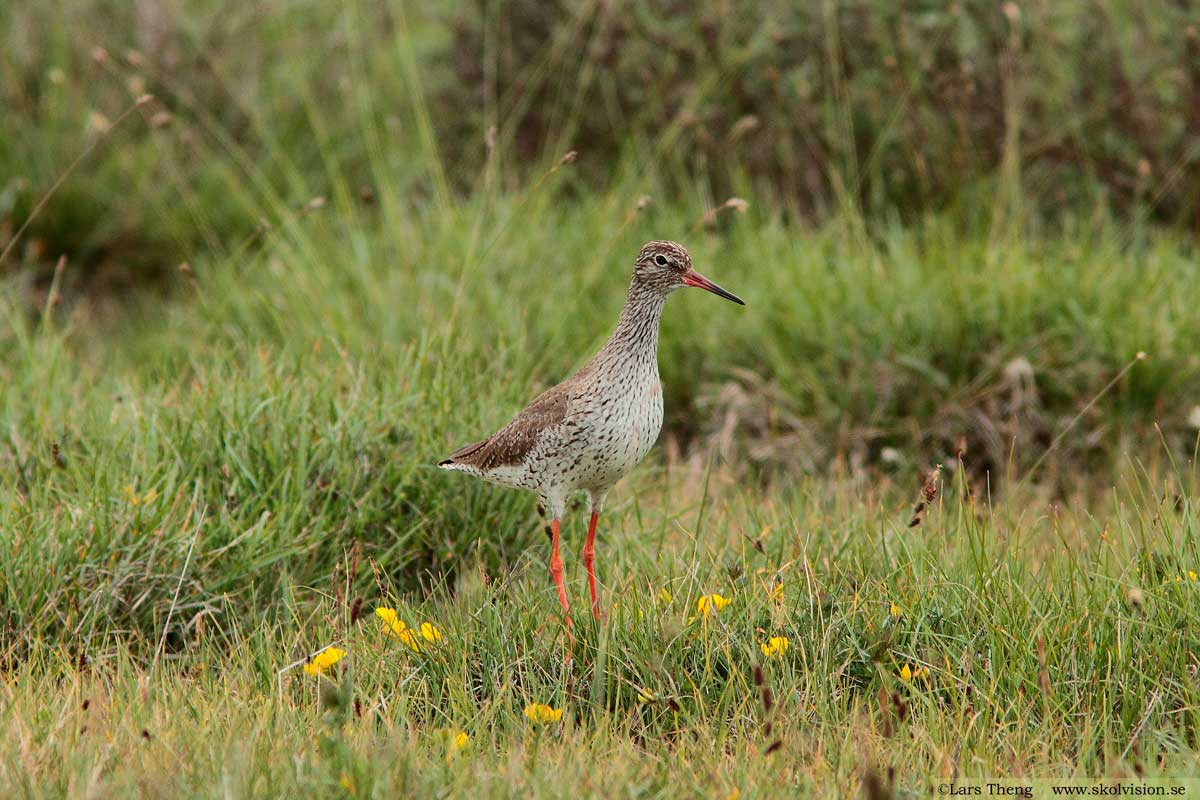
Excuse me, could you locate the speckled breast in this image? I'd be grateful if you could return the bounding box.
[564,365,664,492]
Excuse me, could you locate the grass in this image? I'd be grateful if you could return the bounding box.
[2,472,1198,795]
[3,2,1200,795]
[3,187,1200,794]
[5,185,1199,642]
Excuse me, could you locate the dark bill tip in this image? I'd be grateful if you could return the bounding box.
[683,270,745,306]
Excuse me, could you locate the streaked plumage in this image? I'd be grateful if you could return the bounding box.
[439,240,744,621]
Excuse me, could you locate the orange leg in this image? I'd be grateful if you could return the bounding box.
[549,519,573,628]
[583,511,603,620]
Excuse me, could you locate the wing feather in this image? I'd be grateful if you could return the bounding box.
[439,383,572,470]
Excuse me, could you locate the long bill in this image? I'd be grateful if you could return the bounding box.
[682,270,745,306]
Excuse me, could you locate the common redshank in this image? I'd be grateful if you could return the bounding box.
[439,241,743,623]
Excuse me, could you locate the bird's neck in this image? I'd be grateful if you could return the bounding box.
[602,277,666,361]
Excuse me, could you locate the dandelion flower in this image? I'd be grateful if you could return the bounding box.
[375,607,406,637]
[889,602,902,619]
[303,647,346,676]
[524,703,563,724]
[760,636,790,657]
[451,731,470,749]
[696,593,731,616]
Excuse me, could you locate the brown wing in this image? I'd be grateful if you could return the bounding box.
[439,382,572,470]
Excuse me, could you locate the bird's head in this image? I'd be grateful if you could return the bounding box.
[633,240,744,305]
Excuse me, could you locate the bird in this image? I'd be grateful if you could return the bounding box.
[438,240,744,624]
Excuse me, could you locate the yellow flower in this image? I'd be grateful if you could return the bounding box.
[339,773,356,795]
[760,636,790,657]
[637,688,656,703]
[659,587,673,604]
[395,621,442,653]
[122,484,139,506]
[769,583,784,604]
[898,663,924,683]
[398,628,420,652]
[696,593,731,616]
[375,606,406,637]
[303,647,346,676]
[889,602,902,619]
[523,703,563,724]
[1189,571,1198,582]
[377,607,441,651]
[451,731,471,749]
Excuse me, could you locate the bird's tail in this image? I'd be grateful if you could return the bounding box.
[437,439,487,471]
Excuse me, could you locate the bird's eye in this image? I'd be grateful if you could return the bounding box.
[654,254,668,267]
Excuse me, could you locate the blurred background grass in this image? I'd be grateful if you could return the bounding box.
[6,1,1200,281]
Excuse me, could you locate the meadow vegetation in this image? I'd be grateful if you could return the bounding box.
[2,1,1199,796]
